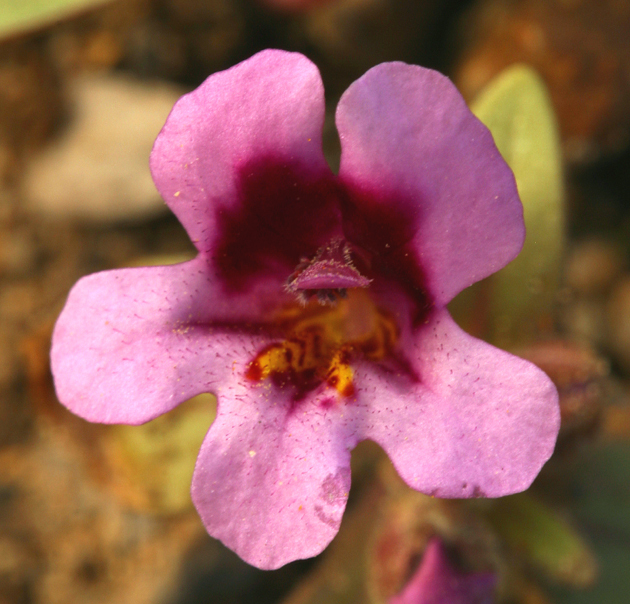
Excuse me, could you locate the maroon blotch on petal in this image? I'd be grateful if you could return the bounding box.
[341,180,434,322]
[213,156,343,292]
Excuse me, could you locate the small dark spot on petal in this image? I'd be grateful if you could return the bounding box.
[472,485,486,498]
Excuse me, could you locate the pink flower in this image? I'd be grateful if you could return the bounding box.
[389,539,495,604]
[51,50,560,569]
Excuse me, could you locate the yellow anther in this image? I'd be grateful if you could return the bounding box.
[246,290,398,399]
[326,350,355,397]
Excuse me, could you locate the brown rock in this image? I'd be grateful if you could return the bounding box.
[304,0,457,92]
[454,0,630,164]
[607,275,630,373]
[22,73,184,223]
[0,418,204,604]
[125,0,244,80]
[560,297,608,347]
[0,534,41,604]
[0,40,63,175]
[46,0,150,72]
[565,238,624,296]
[516,340,607,448]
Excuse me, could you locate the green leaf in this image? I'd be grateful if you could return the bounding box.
[488,493,597,588]
[452,65,565,347]
[545,442,630,603]
[103,393,217,514]
[0,0,112,39]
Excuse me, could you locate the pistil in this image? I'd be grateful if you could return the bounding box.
[285,239,371,305]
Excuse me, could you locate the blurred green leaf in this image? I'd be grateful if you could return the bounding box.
[547,442,630,604]
[451,65,564,347]
[567,441,630,541]
[104,393,216,514]
[0,0,111,39]
[488,493,597,588]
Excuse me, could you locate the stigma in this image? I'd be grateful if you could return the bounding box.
[285,239,371,306]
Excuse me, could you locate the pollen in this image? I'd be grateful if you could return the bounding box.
[326,350,355,397]
[245,290,398,400]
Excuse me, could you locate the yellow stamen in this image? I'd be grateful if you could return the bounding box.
[246,290,398,399]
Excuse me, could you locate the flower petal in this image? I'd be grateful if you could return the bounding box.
[150,49,342,293]
[355,309,559,497]
[191,380,355,569]
[389,539,495,604]
[336,62,524,305]
[51,258,274,424]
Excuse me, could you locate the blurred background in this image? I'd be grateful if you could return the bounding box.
[1,0,630,603]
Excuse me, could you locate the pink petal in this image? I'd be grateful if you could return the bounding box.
[336,62,523,306]
[354,308,559,497]
[150,50,342,294]
[51,258,279,424]
[191,381,356,569]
